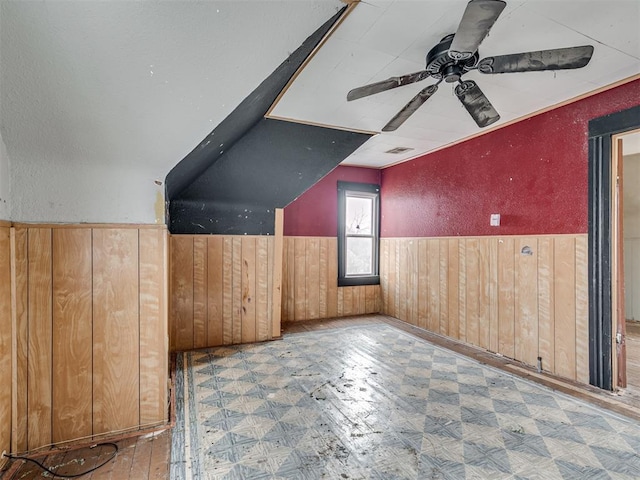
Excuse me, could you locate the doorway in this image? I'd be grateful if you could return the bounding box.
[615,130,640,402]
[587,104,640,391]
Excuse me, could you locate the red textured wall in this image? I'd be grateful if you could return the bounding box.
[283,166,381,236]
[381,79,640,238]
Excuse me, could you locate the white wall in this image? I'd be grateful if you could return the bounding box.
[0,1,341,224]
[11,158,166,224]
[0,131,10,220]
[624,152,640,321]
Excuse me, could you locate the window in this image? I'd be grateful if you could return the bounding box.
[337,181,380,286]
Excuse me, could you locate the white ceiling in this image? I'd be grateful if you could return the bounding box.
[270,0,640,167]
[1,0,639,222]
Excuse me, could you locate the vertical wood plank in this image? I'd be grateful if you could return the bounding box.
[267,235,274,335]
[417,239,428,330]
[344,287,354,316]
[139,228,168,425]
[12,228,28,451]
[398,240,408,322]
[327,239,338,318]
[289,237,297,321]
[365,285,375,313]
[232,237,242,344]
[281,238,289,322]
[427,239,440,333]
[466,239,480,347]
[408,240,418,325]
[388,239,397,318]
[294,238,307,321]
[93,228,140,434]
[575,235,590,383]
[447,239,460,340]
[351,287,359,315]
[272,209,283,336]
[478,238,491,350]
[207,237,224,346]
[170,236,194,351]
[0,226,11,457]
[319,238,328,318]
[52,228,93,443]
[241,237,257,344]
[488,238,499,353]
[458,239,467,342]
[498,238,515,358]
[337,287,344,317]
[192,238,208,349]
[222,237,234,344]
[537,237,555,373]
[358,286,366,314]
[380,239,389,314]
[515,237,539,368]
[306,238,320,320]
[256,237,270,341]
[554,236,577,380]
[439,239,449,337]
[27,228,53,449]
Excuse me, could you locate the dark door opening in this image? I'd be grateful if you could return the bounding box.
[588,104,640,390]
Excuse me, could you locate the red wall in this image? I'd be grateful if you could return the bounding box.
[283,166,381,236]
[282,80,640,238]
[381,79,640,237]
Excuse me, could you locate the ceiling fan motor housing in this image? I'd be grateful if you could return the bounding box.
[426,34,478,82]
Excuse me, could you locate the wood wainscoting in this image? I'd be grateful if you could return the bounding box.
[1,222,11,460]
[282,237,380,322]
[380,235,589,383]
[8,224,168,453]
[169,235,277,351]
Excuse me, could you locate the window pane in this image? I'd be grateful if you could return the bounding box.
[346,196,372,235]
[346,237,373,275]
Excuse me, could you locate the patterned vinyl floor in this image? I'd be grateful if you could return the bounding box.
[171,324,640,479]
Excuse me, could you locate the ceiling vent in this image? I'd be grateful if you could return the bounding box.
[385,147,414,154]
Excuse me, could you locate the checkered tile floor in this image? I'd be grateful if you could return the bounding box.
[171,324,640,479]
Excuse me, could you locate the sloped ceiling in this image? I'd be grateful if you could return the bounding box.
[270,0,640,167]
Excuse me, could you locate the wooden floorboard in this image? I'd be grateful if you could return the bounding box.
[1,430,171,480]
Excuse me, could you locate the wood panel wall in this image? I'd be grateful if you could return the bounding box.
[380,235,589,383]
[10,225,168,453]
[0,222,11,460]
[169,235,275,351]
[282,237,381,321]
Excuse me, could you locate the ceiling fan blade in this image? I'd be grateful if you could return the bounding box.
[448,0,506,61]
[477,45,594,74]
[382,84,439,132]
[347,70,431,101]
[455,80,500,128]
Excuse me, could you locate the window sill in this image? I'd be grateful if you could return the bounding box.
[338,275,380,287]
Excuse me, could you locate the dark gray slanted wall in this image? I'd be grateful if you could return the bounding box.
[166,5,372,235]
[171,118,370,234]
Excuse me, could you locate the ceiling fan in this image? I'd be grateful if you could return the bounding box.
[346,0,594,130]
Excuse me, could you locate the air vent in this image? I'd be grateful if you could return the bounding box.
[385,147,414,154]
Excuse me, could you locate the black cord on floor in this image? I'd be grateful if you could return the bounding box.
[4,442,118,479]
